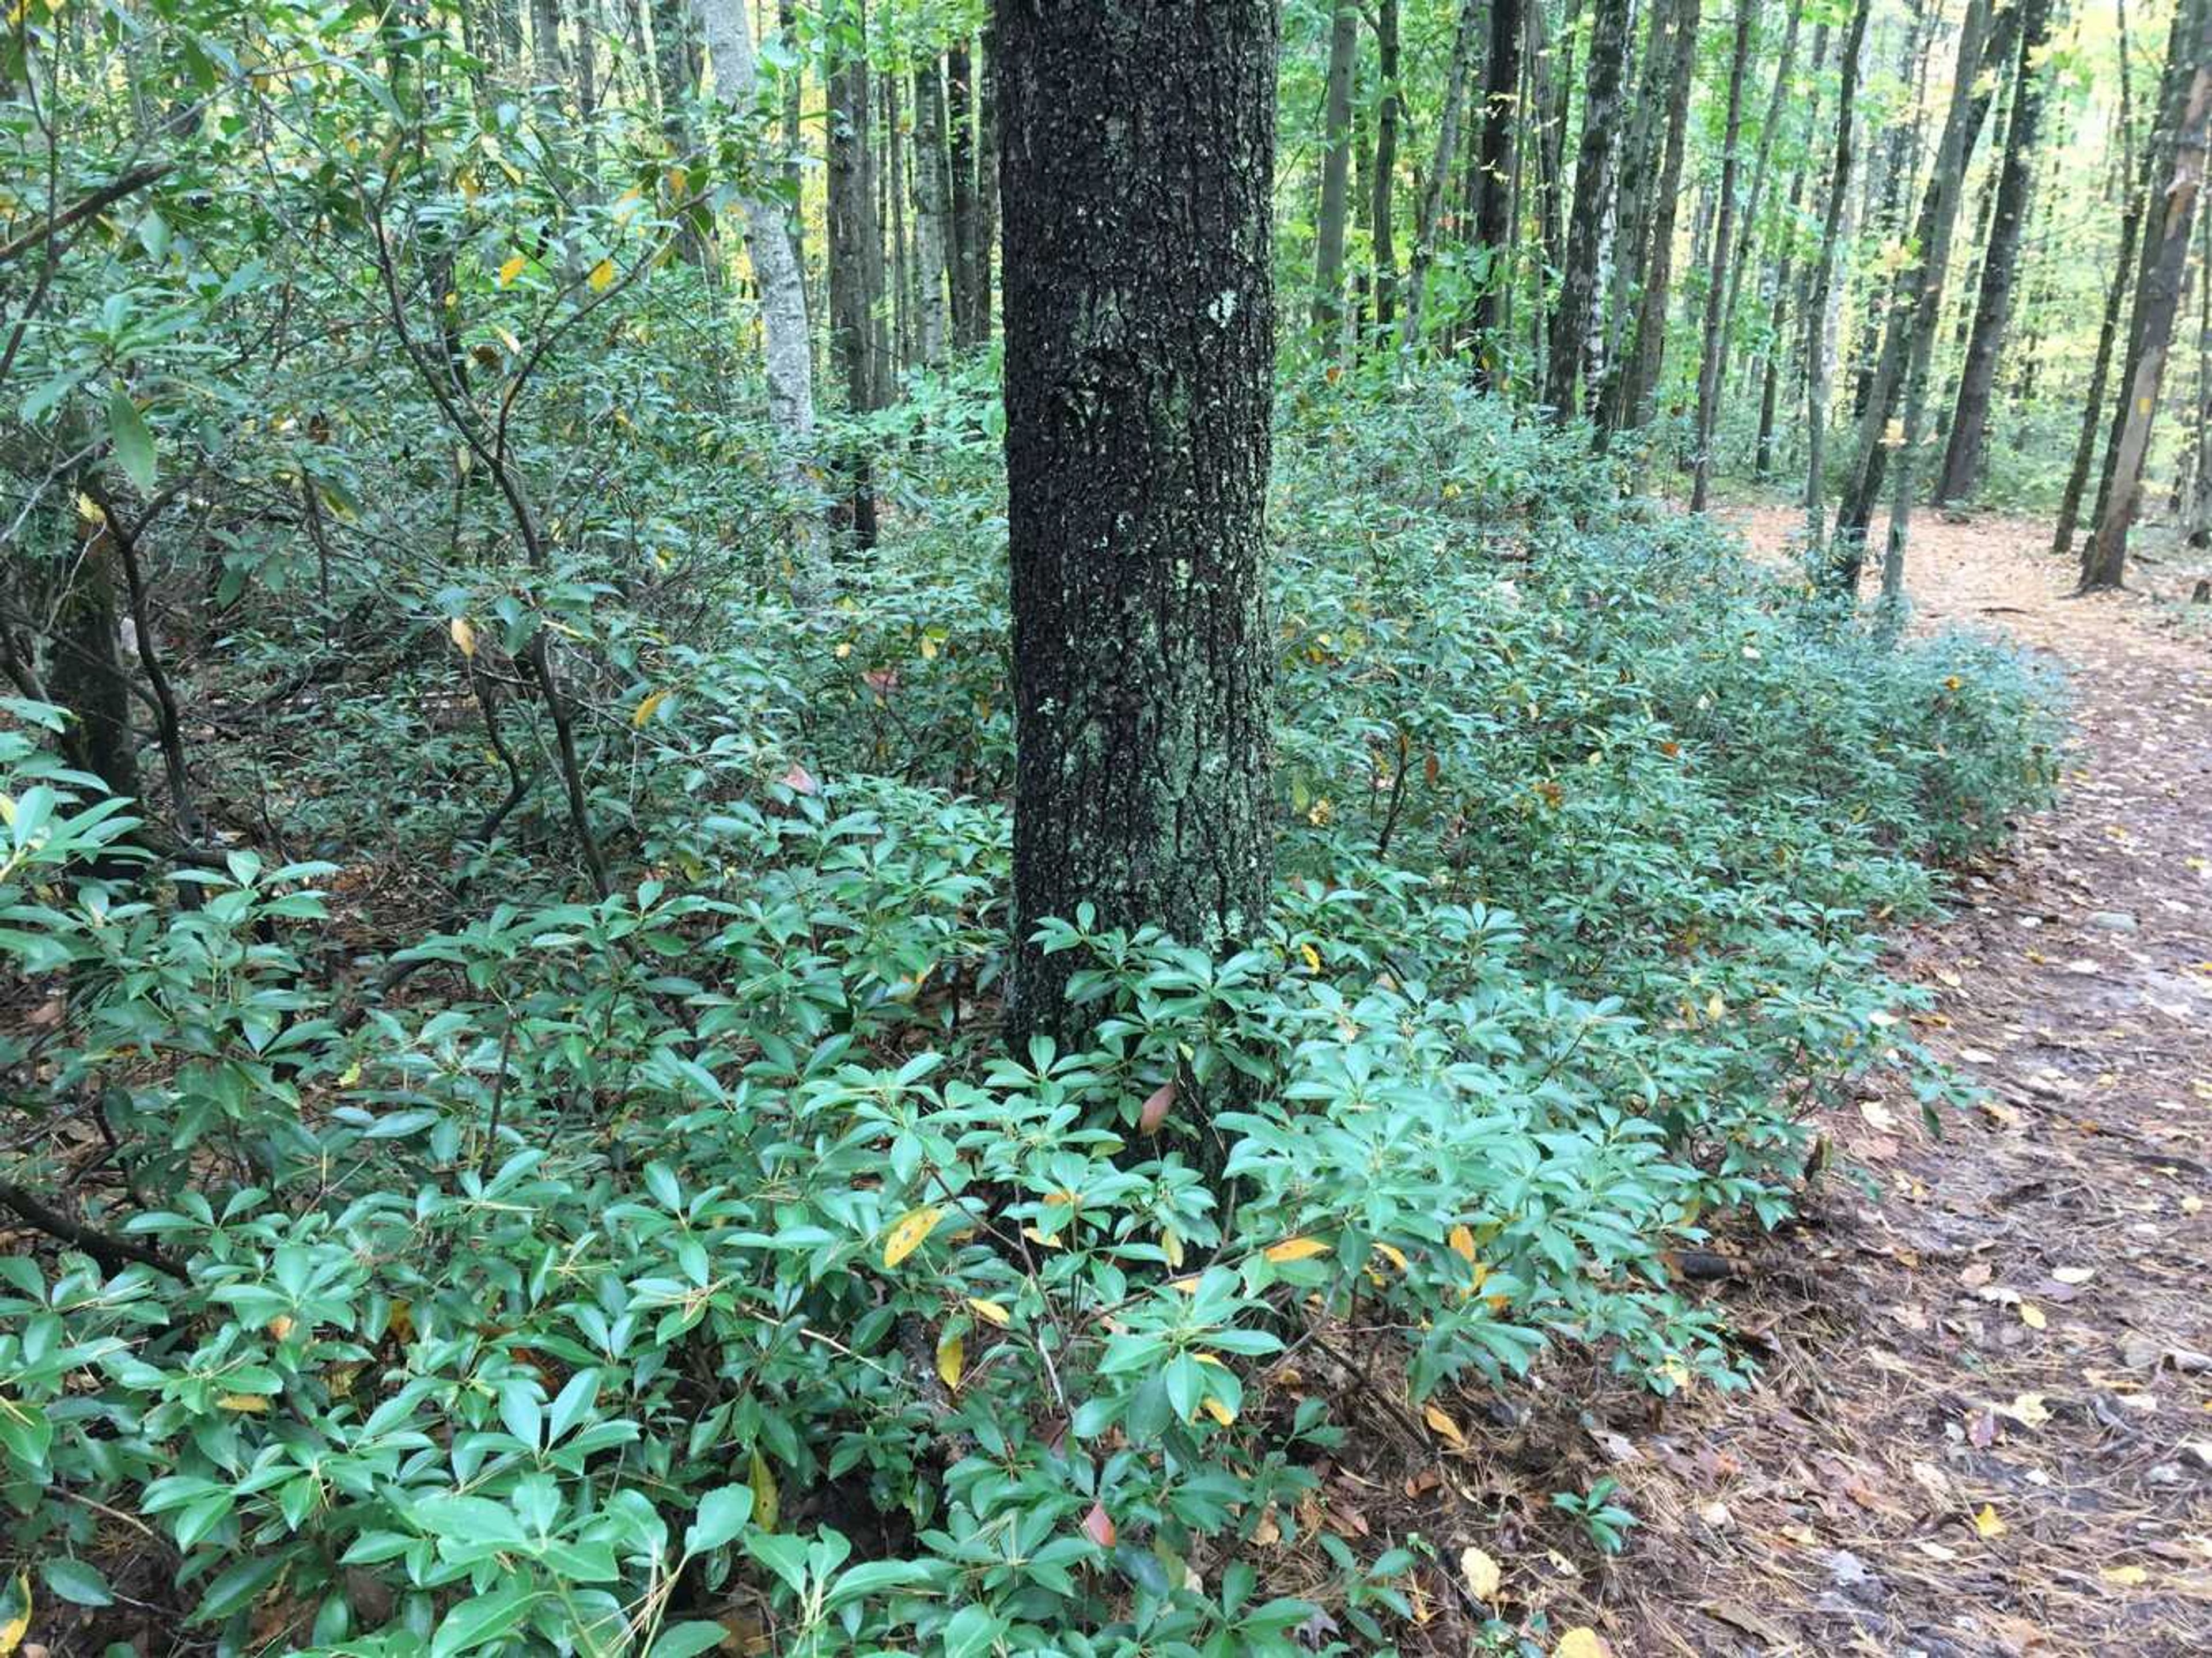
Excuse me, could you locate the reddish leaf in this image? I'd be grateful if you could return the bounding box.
[1082,1500,1116,1549]
[1139,1080,1176,1135]
[781,763,818,796]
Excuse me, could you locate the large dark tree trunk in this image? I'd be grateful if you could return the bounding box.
[1546,0,1634,417]
[997,0,1278,1050]
[1372,0,1403,331]
[1688,0,1758,510]
[2082,18,2211,590]
[1934,0,2056,504]
[1612,0,1704,433]
[1470,0,1524,369]
[1313,1,1360,340]
[826,0,888,543]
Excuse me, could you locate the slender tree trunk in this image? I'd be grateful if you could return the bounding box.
[975,24,999,342]
[1871,0,1999,607]
[1471,0,1525,370]
[914,60,951,364]
[1530,0,1570,383]
[1805,0,1870,552]
[1719,0,1805,378]
[51,518,140,804]
[2083,31,2211,589]
[825,0,887,543]
[998,0,1278,1051]
[946,41,979,347]
[696,0,822,581]
[1546,0,1634,417]
[2191,207,2212,547]
[1313,1,1360,341]
[1689,0,1757,509]
[1594,0,1677,431]
[1830,0,2009,588]
[1615,0,1705,433]
[2055,0,2139,559]
[1372,0,1402,332]
[1402,0,1483,350]
[885,71,910,375]
[2084,0,2205,565]
[1934,0,2056,504]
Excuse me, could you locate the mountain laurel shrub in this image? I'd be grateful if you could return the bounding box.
[0,369,2056,1655]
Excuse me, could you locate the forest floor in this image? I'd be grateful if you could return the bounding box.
[1536,509,2212,1656]
[1312,508,2212,1657]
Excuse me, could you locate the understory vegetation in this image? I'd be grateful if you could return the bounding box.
[2,351,2058,1653]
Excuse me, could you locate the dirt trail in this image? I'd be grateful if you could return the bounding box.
[1574,511,2212,1656]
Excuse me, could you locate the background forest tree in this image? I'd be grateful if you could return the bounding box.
[0,0,2184,1649]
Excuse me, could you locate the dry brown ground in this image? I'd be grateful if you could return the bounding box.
[1544,510,2212,1656]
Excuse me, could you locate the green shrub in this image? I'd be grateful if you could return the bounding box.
[0,368,2057,1654]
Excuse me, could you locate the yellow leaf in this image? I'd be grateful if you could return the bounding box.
[749,1448,779,1533]
[2101,1564,2149,1586]
[2018,1303,2046,1330]
[588,258,615,292]
[1372,1242,1410,1273]
[1459,1544,1501,1600]
[218,1392,271,1413]
[1555,1631,1612,1658]
[1972,1503,2005,1538]
[632,688,668,729]
[0,1572,28,1657]
[919,635,939,660]
[1161,1227,1185,1268]
[495,324,522,355]
[967,1298,1011,1327]
[1448,1225,1478,1263]
[1263,1236,1330,1264]
[882,1206,942,1269]
[498,253,525,287]
[936,1330,964,1390]
[1300,942,1322,972]
[1422,1403,1467,1447]
[449,616,478,658]
[1200,1395,1236,1426]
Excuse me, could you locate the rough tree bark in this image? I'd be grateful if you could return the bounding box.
[2082,17,2211,590]
[1313,1,1360,340]
[997,0,1278,1050]
[1546,0,1634,417]
[1934,0,2056,504]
